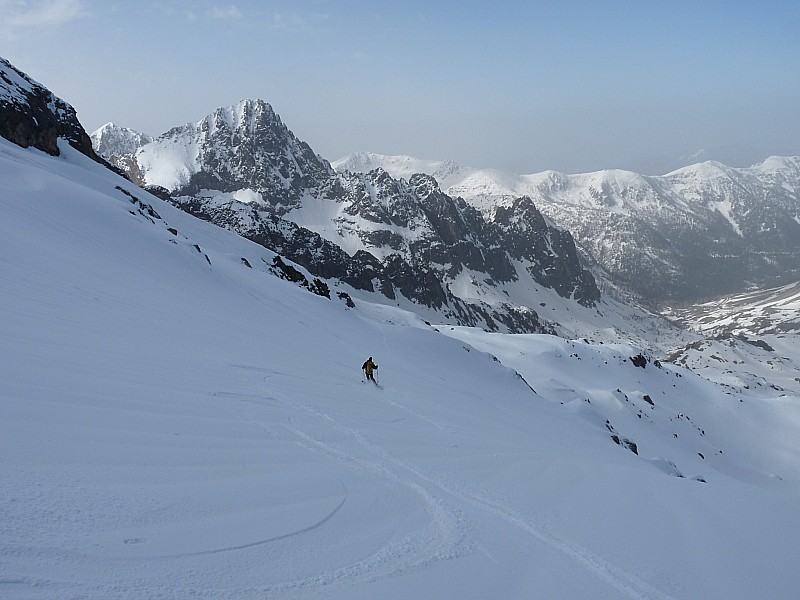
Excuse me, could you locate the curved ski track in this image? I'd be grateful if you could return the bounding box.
[235,372,676,600]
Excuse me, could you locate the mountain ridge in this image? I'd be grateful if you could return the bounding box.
[333,152,800,306]
[92,99,610,335]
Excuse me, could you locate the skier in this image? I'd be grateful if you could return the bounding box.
[362,356,378,384]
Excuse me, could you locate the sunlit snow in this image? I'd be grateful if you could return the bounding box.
[3,138,800,599]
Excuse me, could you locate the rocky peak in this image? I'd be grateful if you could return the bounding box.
[495,197,600,306]
[0,56,102,162]
[122,99,335,211]
[91,122,153,160]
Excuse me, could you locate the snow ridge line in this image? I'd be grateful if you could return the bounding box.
[288,396,676,600]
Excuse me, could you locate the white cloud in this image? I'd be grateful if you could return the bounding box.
[271,12,311,31]
[0,0,85,39]
[149,1,196,22]
[210,4,242,20]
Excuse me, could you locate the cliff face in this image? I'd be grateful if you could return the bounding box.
[0,56,101,162]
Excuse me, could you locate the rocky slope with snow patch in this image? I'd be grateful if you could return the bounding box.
[0,56,101,162]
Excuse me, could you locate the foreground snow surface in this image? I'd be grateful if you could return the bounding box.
[2,139,800,599]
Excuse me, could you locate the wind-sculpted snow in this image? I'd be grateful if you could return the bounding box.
[3,135,800,599]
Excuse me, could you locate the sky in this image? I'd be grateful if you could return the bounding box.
[2,0,800,174]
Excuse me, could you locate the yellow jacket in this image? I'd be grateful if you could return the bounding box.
[362,357,377,375]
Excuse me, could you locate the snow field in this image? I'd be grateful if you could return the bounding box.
[2,139,800,599]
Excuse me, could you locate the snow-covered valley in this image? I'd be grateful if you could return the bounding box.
[3,133,800,599]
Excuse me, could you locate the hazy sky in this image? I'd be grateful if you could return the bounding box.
[3,0,800,174]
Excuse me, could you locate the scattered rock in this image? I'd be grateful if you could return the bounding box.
[629,354,648,368]
[272,255,307,283]
[337,291,355,308]
[611,434,638,455]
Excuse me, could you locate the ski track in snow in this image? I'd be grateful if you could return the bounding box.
[378,393,447,433]
[248,382,467,592]
[224,370,676,600]
[120,488,348,561]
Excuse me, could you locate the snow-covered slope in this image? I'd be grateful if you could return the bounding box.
[3,129,800,598]
[335,153,800,305]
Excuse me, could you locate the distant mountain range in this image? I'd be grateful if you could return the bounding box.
[90,101,606,336]
[90,101,800,324]
[86,71,800,321]
[334,152,800,306]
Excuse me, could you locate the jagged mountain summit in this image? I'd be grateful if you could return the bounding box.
[90,122,153,169]
[334,153,800,307]
[111,98,334,206]
[92,100,606,335]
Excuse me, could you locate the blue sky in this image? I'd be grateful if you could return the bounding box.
[3,0,800,173]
